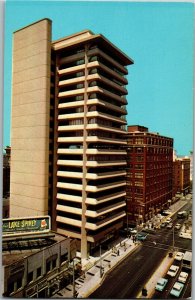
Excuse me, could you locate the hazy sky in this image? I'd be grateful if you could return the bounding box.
[3,1,194,155]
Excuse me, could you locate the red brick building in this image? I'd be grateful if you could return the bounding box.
[173,157,190,196]
[126,125,173,225]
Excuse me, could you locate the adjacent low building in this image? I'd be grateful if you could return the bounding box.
[2,217,77,298]
[126,125,173,225]
[173,156,191,196]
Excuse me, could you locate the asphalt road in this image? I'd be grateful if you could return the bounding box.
[89,244,167,299]
[89,201,192,299]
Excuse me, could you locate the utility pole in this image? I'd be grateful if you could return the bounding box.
[127,212,129,237]
[72,259,76,298]
[172,226,175,252]
[100,245,103,277]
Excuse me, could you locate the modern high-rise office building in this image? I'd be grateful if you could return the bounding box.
[10,19,133,258]
[126,125,173,225]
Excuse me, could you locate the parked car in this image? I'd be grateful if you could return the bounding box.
[175,223,181,230]
[175,252,184,261]
[155,278,168,292]
[167,223,173,229]
[170,282,184,297]
[178,271,188,283]
[167,265,179,277]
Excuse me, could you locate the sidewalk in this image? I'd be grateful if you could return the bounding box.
[52,238,141,298]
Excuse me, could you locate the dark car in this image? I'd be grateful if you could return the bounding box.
[136,233,148,241]
[160,222,166,228]
[167,223,173,229]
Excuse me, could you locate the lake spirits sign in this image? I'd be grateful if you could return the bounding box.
[2,216,51,236]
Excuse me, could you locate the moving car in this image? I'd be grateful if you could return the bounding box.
[129,228,137,235]
[167,223,173,229]
[177,211,187,219]
[136,233,147,241]
[166,217,172,224]
[175,223,181,230]
[170,282,184,297]
[155,278,168,292]
[162,210,172,216]
[174,252,184,261]
[178,271,188,283]
[160,222,166,228]
[167,265,179,277]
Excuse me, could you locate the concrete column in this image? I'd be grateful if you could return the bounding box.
[81,44,89,260]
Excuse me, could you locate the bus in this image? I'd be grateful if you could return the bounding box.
[182,251,192,270]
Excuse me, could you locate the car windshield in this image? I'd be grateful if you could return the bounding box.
[174,286,181,291]
[157,279,165,286]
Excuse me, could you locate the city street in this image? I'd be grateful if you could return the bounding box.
[89,202,192,299]
[89,244,167,298]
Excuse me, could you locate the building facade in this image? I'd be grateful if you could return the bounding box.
[189,151,193,183]
[3,146,11,199]
[126,125,173,225]
[3,146,11,218]
[3,235,77,298]
[173,156,191,196]
[10,19,133,259]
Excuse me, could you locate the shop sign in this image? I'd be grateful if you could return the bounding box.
[3,216,50,236]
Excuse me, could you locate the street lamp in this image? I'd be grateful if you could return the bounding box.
[70,258,77,298]
[99,245,104,278]
[172,226,175,252]
[72,258,75,298]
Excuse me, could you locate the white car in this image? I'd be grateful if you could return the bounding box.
[175,252,184,261]
[167,265,179,277]
[178,271,188,283]
[129,228,137,234]
[179,232,192,239]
